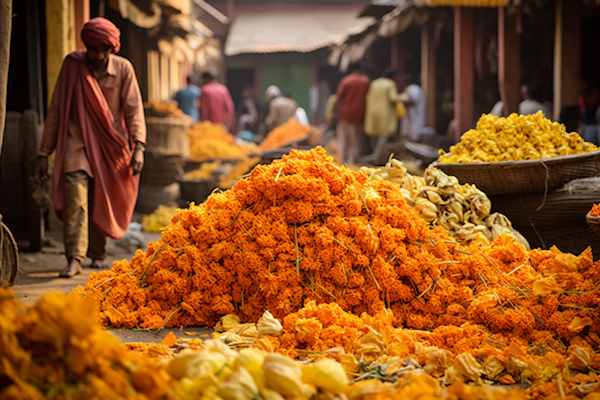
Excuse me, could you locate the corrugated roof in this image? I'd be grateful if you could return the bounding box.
[224,10,374,56]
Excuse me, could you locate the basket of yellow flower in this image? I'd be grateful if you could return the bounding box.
[435,112,600,196]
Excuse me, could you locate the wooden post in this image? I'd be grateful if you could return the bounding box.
[160,54,170,101]
[553,0,581,121]
[170,57,179,95]
[498,7,520,116]
[26,0,45,123]
[46,0,76,107]
[74,0,90,50]
[147,50,159,102]
[421,21,436,128]
[454,7,474,141]
[0,0,12,149]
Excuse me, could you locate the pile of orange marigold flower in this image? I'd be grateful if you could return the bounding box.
[80,147,600,348]
[259,119,314,151]
[590,204,600,217]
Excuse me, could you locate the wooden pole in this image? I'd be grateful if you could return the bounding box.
[497,6,520,116]
[26,0,45,123]
[454,7,474,141]
[421,21,436,128]
[46,0,75,107]
[0,0,12,151]
[147,50,159,102]
[74,0,90,50]
[553,0,581,121]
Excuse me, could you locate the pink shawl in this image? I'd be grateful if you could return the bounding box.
[52,51,138,239]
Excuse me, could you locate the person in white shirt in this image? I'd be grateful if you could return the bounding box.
[400,74,426,142]
[490,100,505,117]
[519,83,551,117]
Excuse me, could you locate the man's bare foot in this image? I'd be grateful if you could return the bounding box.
[91,259,110,269]
[59,259,83,278]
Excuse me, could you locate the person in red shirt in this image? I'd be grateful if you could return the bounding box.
[335,64,371,163]
[199,72,235,128]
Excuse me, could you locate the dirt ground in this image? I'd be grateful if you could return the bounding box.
[12,225,212,343]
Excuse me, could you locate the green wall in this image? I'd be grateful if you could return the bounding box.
[226,53,313,118]
[260,53,312,115]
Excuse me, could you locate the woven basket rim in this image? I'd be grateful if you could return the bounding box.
[434,149,600,170]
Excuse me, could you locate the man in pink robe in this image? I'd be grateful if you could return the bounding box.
[199,72,234,127]
[35,18,146,277]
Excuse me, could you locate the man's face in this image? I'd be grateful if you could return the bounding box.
[86,44,112,69]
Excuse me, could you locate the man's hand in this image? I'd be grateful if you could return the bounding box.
[130,145,144,175]
[35,157,49,183]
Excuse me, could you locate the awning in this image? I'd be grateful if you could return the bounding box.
[416,0,509,6]
[224,10,374,56]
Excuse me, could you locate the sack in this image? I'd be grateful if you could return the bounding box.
[396,102,406,119]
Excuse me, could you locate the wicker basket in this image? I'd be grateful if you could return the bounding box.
[489,178,600,254]
[140,153,184,187]
[433,149,600,196]
[490,178,600,226]
[145,116,193,157]
[513,221,600,259]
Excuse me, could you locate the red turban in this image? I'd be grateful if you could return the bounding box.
[81,17,121,53]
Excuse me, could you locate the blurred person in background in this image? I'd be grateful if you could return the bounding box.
[265,85,298,130]
[236,85,259,135]
[489,100,504,117]
[334,63,370,164]
[282,89,310,126]
[34,18,145,277]
[325,94,338,130]
[199,72,235,128]
[519,83,551,117]
[364,67,404,163]
[400,73,426,142]
[173,75,201,121]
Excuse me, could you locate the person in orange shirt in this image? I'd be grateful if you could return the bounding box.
[335,64,370,163]
[35,18,146,277]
